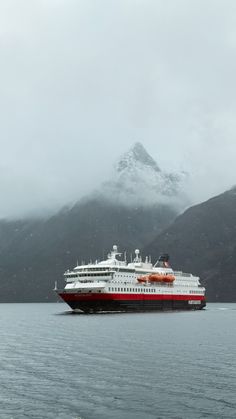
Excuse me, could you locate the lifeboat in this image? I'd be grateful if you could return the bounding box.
[137,276,149,283]
[148,274,175,283]
[163,274,175,283]
[148,274,165,282]
[137,274,175,283]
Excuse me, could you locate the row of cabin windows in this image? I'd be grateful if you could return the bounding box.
[76,272,111,277]
[76,268,109,272]
[75,268,136,273]
[108,287,159,293]
[189,290,202,294]
[112,281,173,288]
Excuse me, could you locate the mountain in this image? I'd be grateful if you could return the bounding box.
[144,187,236,302]
[0,143,186,302]
[99,142,188,209]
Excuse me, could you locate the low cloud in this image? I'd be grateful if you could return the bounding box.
[0,0,236,218]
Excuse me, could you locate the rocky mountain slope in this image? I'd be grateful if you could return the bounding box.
[144,187,236,302]
[0,143,185,302]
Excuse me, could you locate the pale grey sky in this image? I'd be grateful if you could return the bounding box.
[1,0,236,218]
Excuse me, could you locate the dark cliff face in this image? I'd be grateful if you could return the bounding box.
[144,188,236,302]
[2,142,235,302]
[1,187,236,302]
[0,197,177,302]
[0,142,186,303]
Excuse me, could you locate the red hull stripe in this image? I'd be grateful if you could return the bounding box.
[59,292,205,302]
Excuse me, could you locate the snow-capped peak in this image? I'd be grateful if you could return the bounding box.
[99,143,189,209]
[116,142,160,173]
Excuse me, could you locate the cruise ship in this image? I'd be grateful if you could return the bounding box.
[56,245,206,313]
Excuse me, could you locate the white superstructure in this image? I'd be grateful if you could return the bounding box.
[57,245,206,312]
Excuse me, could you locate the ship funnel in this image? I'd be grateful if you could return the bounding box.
[154,253,170,268]
[158,254,169,262]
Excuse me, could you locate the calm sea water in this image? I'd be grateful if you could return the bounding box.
[0,303,235,419]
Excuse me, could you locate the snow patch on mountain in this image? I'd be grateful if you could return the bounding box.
[99,142,189,209]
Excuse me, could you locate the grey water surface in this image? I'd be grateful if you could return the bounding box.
[0,303,235,419]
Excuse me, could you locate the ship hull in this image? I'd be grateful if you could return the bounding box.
[58,292,206,313]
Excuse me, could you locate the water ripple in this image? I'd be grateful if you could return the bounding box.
[0,303,235,418]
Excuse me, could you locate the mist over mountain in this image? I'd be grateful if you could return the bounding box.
[1,142,235,303]
[95,142,189,210]
[144,187,236,302]
[0,143,184,302]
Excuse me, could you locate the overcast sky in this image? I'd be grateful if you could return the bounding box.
[1,0,236,218]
